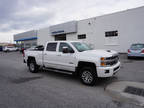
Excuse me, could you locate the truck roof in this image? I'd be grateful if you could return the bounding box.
[46,41,82,43]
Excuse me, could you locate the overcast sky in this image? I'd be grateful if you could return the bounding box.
[0,0,144,43]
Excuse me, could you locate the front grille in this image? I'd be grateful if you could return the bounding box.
[106,55,119,60]
[105,55,119,66]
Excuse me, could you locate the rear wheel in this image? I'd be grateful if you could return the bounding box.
[80,66,97,86]
[28,60,39,73]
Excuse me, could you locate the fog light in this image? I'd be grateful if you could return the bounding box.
[101,62,106,66]
[105,70,109,74]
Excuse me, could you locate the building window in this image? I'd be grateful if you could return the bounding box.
[32,42,37,47]
[78,34,86,39]
[46,43,57,51]
[25,43,31,49]
[105,31,118,37]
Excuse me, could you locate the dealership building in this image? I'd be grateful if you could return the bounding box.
[14,30,37,48]
[14,6,144,52]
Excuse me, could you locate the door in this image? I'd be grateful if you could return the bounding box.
[43,42,59,69]
[55,42,76,72]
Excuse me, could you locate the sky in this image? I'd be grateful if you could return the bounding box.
[0,0,144,43]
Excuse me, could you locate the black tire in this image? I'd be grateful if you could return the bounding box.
[28,60,39,73]
[127,56,131,59]
[79,66,97,86]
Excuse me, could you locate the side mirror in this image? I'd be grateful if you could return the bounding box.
[62,47,69,53]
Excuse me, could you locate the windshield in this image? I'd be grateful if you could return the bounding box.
[131,44,144,49]
[71,42,92,52]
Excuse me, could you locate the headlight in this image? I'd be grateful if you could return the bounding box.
[100,56,119,67]
[100,57,106,66]
[100,57,105,61]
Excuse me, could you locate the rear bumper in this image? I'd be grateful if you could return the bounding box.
[97,61,120,77]
[128,53,144,57]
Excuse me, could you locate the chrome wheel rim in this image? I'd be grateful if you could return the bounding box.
[30,63,34,71]
[81,71,93,84]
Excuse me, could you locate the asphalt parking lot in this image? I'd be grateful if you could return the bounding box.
[0,52,144,108]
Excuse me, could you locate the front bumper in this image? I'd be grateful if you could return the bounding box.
[97,61,120,77]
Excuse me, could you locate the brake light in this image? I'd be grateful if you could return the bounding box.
[128,49,131,53]
[23,51,25,57]
[141,50,144,53]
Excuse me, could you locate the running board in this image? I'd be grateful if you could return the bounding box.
[43,67,73,75]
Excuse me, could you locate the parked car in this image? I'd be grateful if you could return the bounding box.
[128,43,144,58]
[0,46,3,51]
[3,46,18,52]
[23,41,120,86]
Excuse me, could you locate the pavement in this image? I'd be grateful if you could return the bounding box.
[0,52,144,108]
[106,81,144,106]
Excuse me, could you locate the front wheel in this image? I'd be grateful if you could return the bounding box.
[28,60,39,73]
[80,66,97,86]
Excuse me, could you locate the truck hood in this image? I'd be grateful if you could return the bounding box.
[79,49,118,58]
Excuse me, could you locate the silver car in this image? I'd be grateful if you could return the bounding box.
[128,43,144,58]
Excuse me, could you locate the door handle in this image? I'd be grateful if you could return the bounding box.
[57,54,61,56]
[44,53,47,55]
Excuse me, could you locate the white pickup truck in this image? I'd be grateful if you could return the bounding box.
[24,41,120,85]
[3,46,18,52]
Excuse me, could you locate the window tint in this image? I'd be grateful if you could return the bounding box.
[47,43,57,51]
[59,42,74,52]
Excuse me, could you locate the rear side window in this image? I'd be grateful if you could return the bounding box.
[47,43,57,51]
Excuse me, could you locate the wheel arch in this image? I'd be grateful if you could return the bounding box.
[76,61,97,75]
[27,56,36,66]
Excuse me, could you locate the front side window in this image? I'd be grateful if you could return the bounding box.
[47,43,57,51]
[71,42,92,52]
[59,42,74,52]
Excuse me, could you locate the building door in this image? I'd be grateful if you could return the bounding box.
[55,34,66,41]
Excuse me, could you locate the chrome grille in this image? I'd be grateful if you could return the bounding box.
[105,55,119,66]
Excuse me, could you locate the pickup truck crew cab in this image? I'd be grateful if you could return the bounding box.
[24,41,120,85]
